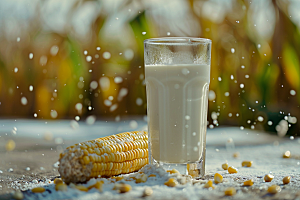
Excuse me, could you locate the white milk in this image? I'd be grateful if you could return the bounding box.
[145,64,210,163]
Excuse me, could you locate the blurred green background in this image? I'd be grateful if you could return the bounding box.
[0,0,299,136]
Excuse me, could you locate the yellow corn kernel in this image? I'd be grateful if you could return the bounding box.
[224,187,236,196]
[222,163,228,170]
[241,161,253,167]
[88,181,103,192]
[264,174,274,182]
[228,166,238,174]
[74,185,89,192]
[54,178,63,185]
[135,173,148,183]
[55,183,67,191]
[148,174,156,178]
[243,179,254,186]
[214,173,223,184]
[167,169,180,174]
[58,131,149,184]
[164,178,177,187]
[233,152,240,158]
[268,185,281,194]
[203,180,214,189]
[119,184,132,193]
[5,140,16,152]
[31,187,45,193]
[282,176,291,184]
[283,151,291,158]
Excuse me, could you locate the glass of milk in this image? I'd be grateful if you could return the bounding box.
[144,37,211,177]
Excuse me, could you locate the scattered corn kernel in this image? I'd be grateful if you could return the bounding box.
[283,151,291,158]
[54,178,63,185]
[12,190,24,200]
[164,178,177,187]
[5,140,16,152]
[222,163,228,170]
[204,180,214,189]
[87,181,103,192]
[31,187,45,193]
[214,173,223,184]
[264,174,274,182]
[242,161,253,167]
[224,187,236,196]
[74,185,89,192]
[55,183,67,191]
[119,184,132,193]
[243,179,254,186]
[228,166,238,174]
[135,173,148,183]
[167,169,180,174]
[142,187,153,197]
[268,185,281,194]
[148,174,156,178]
[112,176,124,181]
[283,176,291,184]
[233,152,240,158]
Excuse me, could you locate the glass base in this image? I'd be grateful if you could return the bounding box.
[151,158,205,178]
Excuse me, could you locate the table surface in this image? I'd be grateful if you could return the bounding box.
[0,118,299,200]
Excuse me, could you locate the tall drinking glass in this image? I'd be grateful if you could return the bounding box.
[144,37,211,177]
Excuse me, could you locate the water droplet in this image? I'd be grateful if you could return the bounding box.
[236,113,239,117]
[88,106,92,110]
[21,97,28,105]
[231,48,235,53]
[86,115,96,125]
[251,125,255,129]
[192,132,196,136]
[103,52,111,59]
[208,90,216,101]
[236,21,239,23]
[29,53,33,59]
[290,136,294,140]
[185,115,190,120]
[17,37,20,42]
[104,100,112,106]
[39,56,48,66]
[75,103,83,111]
[90,81,98,89]
[25,167,30,171]
[34,113,37,117]
[211,112,218,120]
[89,69,92,72]
[14,68,18,73]
[240,83,244,88]
[218,77,222,81]
[230,75,234,80]
[142,32,146,35]
[284,116,288,120]
[209,124,214,129]
[288,116,297,124]
[224,92,230,97]
[110,104,118,112]
[245,74,249,78]
[167,32,171,36]
[129,120,138,129]
[75,116,80,121]
[174,84,180,89]
[108,96,114,101]
[193,147,198,151]
[241,65,245,69]
[117,88,128,101]
[255,101,258,103]
[290,90,296,96]
[50,110,58,118]
[50,45,59,56]
[115,17,119,20]
[86,56,92,62]
[124,49,134,60]
[84,50,88,55]
[240,126,244,130]
[136,98,143,106]
[96,47,101,51]
[114,77,123,84]
[99,77,110,91]
[267,121,273,126]
[29,85,33,91]
[115,115,120,122]
[257,116,264,122]
[228,113,232,117]
[257,44,261,48]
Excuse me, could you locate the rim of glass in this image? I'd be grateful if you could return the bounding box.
[144,37,211,45]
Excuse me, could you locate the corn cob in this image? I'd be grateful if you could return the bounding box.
[58,131,148,184]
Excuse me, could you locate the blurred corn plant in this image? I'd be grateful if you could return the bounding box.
[0,0,299,136]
